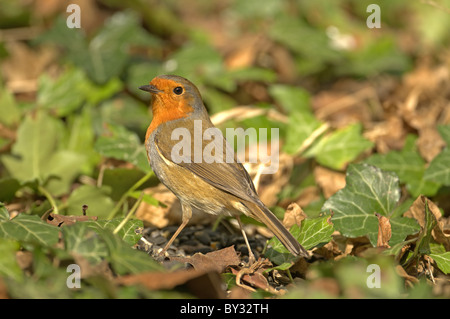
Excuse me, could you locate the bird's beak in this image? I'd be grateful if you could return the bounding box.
[139,84,163,94]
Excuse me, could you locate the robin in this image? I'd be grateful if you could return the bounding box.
[139,75,307,262]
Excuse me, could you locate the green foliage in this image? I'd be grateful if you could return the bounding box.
[0,0,448,299]
[266,215,334,267]
[322,164,420,246]
[94,124,150,173]
[365,135,441,197]
[304,123,374,170]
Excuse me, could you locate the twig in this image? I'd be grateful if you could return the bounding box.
[38,185,59,215]
[107,170,153,219]
[295,122,330,155]
[113,193,143,234]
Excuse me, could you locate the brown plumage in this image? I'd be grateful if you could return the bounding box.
[140,75,308,262]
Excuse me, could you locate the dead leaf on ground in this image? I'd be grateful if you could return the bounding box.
[312,81,382,128]
[169,246,240,273]
[375,213,392,248]
[117,268,225,298]
[404,195,450,250]
[282,202,306,229]
[1,42,57,94]
[314,239,342,260]
[71,254,114,280]
[314,166,346,198]
[230,258,278,294]
[45,212,97,227]
[365,115,406,153]
[416,127,446,162]
[307,277,340,298]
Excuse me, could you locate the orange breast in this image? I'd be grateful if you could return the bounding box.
[145,95,194,143]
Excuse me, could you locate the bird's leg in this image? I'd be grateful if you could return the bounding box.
[159,204,192,256]
[236,215,256,265]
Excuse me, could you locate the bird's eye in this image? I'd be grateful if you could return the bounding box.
[173,86,183,95]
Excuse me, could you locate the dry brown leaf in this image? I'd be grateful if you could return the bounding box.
[375,213,392,248]
[1,42,57,93]
[307,277,340,297]
[314,166,346,198]
[290,256,309,277]
[230,258,277,294]
[404,195,450,250]
[314,239,342,260]
[71,254,114,280]
[313,82,379,127]
[15,251,33,273]
[224,35,260,70]
[282,203,306,229]
[365,115,406,153]
[396,265,419,285]
[417,127,446,162]
[0,278,8,299]
[292,186,321,209]
[117,268,225,298]
[170,246,240,273]
[45,212,97,227]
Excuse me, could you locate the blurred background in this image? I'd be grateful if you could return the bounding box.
[1,0,449,217]
[0,0,450,299]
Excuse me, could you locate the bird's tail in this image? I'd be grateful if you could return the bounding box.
[249,203,308,257]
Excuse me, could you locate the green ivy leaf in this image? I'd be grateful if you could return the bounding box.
[0,239,22,282]
[0,178,21,202]
[304,123,374,170]
[294,216,334,250]
[365,135,440,197]
[424,149,450,186]
[0,87,21,126]
[65,185,115,219]
[0,111,85,195]
[94,124,150,173]
[0,213,60,246]
[430,252,450,275]
[61,222,108,264]
[98,229,163,274]
[37,68,89,117]
[85,218,144,246]
[269,85,323,155]
[322,163,419,246]
[266,215,334,265]
[437,125,450,145]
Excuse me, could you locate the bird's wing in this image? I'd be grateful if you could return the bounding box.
[154,119,260,204]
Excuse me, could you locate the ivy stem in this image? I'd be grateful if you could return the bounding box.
[38,185,59,215]
[113,192,143,234]
[107,170,153,219]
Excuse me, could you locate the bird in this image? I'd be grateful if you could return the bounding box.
[139,74,308,263]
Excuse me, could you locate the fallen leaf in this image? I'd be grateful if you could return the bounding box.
[282,203,306,229]
[404,195,450,250]
[417,127,446,162]
[45,212,97,227]
[375,213,392,248]
[117,268,225,298]
[170,246,240,273]
[395,265,419,284]
[314,165,346,198]
[1,42,56,94]
[230,258,277,294]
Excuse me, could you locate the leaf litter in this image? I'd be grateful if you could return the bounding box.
[1,1,450,299]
